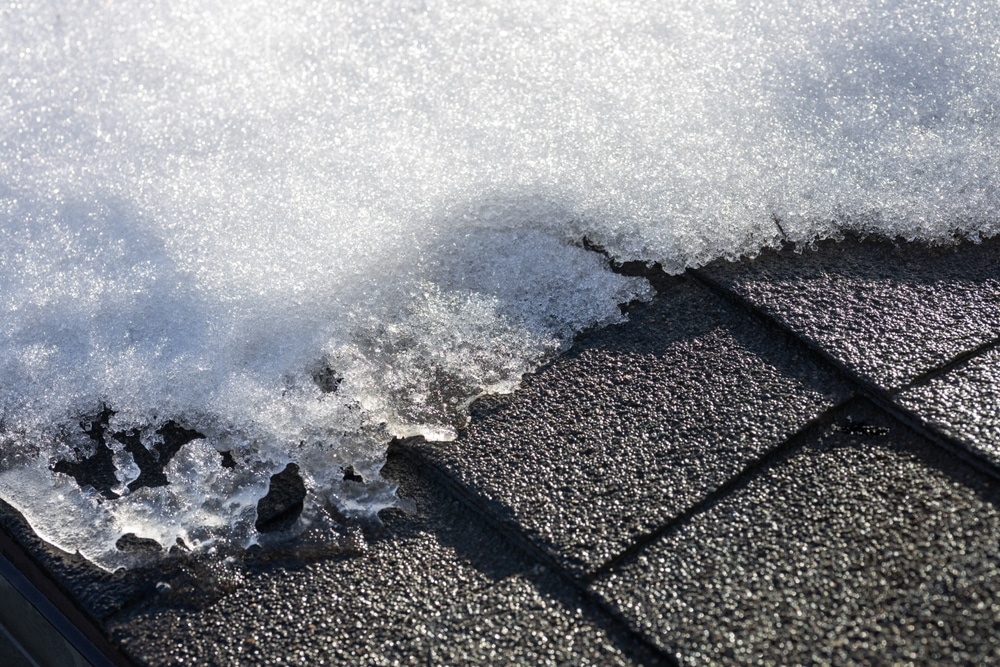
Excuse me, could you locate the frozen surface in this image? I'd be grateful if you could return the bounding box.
[1,0,998,568]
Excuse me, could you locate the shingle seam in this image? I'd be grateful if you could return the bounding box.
[688,268,889,396]
[866,390,1000,484]
[389,439,678,667]
[688,268,1000,483]
[891,334,1000,395]
[587,397,857,582]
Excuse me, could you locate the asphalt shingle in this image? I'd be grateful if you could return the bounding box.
[592,400,1000,666]
[897,346,1000,468]
[412,278,851,576]
[3,237,999,666]
[106,453,663,666]
[698,236,1000,391]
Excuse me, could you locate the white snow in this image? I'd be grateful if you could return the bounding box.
[1,0,997,568]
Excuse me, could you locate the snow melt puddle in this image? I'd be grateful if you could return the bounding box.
[1,1,998,570]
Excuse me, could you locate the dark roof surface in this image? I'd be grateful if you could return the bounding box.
[2,235,999,666]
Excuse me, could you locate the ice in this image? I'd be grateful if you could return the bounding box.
[1,0,998,568]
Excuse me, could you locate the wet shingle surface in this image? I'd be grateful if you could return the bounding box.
[699,236,1000,391]
[105,454,662,666]
[593,400,1000,666]
[898,346,1000,467]
[412,278,851,575]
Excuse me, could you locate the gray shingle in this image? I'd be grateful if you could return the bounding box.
[413,279,850,575]
[898,346,1000,467]
[699,236,1000,391]
[106,454,660,666]
[593,400,1000,666]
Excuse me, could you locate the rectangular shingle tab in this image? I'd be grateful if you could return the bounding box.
[412,279,851,575]
[106,454,661,666]
[897,346,1000,468]
[592,399,1000,665]
[699,236,1000,391]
